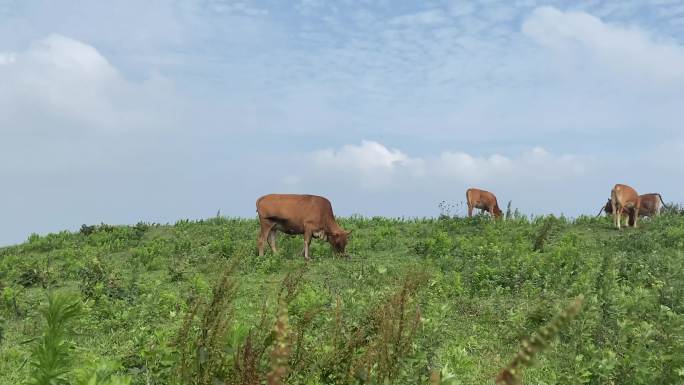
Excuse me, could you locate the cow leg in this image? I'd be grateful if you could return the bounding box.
[268,229,278,253]
[617,208,623,229]
[258,220,274,256]
[303,230,312,261]
[633,205,639,228]
[611,200,618,229]
[467,204,473,217]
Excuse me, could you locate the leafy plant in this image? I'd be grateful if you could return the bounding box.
[78,258,125,301]
[266,300,291,385]
[414,231,453,259]
[496,295,585,385]
[73,360,131,385]
[27,291,81,385]
[532,217,556,252]
[174,264,238,385]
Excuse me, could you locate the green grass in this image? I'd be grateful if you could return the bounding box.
[1,213,683,384]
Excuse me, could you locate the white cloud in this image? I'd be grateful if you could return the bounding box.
[202,1,269,16]
[389,9,449,27]
[313,140,412,171]
[275,141,608,219]
[311,140,420,188]
[0,34,178,136]
[0,52,15,64]
[304,141,587,190]
[522,6,684,89]
[0,34,189,181]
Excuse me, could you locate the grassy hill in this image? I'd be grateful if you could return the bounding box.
[1,213,683,384]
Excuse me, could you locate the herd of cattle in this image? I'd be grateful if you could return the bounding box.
[255,183,666,260]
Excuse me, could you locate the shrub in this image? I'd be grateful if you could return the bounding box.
[78,258,126,301]
[80,224,97,236]
[1,286,22,317]
[17,267,47,288]
[414,231,453,259]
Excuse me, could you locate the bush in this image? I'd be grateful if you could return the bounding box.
[414,231,453,259]
[78,258,126,301]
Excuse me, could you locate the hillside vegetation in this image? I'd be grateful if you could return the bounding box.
[1,212,683,384]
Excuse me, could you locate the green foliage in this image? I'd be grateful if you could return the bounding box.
[78,258,126,301]
[174,264,239,385]
[73,361,131,385]
[496,295,584,385]
[661,202,684,216]
[1,213,683,384]
[2,285,23,318]
[532,216,558,252]
[414,230,453,259]
[27,291,81,385]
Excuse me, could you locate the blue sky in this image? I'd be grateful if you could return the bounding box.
[1,0,684,245]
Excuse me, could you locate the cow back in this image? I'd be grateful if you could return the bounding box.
[637,193,661,216]
[612,184,639,208]
[467,188,497,205]
[256,194,335,229]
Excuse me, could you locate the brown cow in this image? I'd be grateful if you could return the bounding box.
[610,184,641,229]
[466,188,503,219]
[256,194,351,260]
[599,193,666,218]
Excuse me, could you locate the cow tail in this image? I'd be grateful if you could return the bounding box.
[657,193,668,209]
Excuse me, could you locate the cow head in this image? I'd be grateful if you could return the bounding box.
[493,205,503,219]
[329,229,352,253]
[604,198,637,217]
[604,199,613,215]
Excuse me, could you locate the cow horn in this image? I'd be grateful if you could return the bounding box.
[346,229,353,236]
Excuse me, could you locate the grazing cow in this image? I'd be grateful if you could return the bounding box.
[638,193,666,217]
[466,188,503,219]
[256,194,351,260]
[610,184,641,229]
[599,193,666,218]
